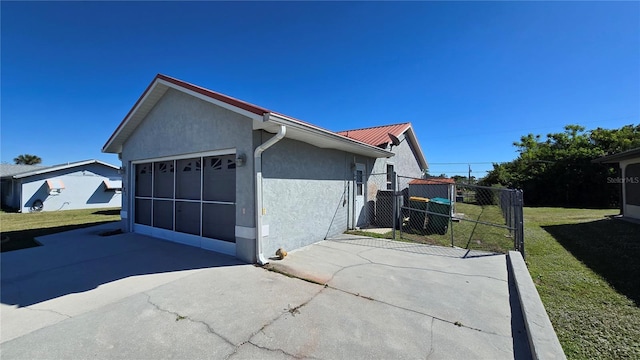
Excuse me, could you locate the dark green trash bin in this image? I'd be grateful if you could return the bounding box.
[427,197,451,235]
[408,197,429,232]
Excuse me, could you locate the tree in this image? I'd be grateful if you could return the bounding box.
[13,154,42,165]
[480,124,639,208]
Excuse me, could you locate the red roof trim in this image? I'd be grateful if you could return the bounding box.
[409,178,455,185]
[103,74,272,152]
[156,74,269,116]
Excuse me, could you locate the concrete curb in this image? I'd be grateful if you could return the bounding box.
[508,251,567,360]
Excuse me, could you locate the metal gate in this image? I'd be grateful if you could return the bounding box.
[350,172,525,258]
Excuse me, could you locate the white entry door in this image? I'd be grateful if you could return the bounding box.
[354,163,366,227]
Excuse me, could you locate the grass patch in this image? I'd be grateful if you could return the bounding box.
[399,202,515,253]
[524,208,640,359]
[0,208,121,252]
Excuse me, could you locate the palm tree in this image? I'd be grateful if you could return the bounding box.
[13,154,42,165]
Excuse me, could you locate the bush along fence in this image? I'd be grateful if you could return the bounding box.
[358,173,525,257]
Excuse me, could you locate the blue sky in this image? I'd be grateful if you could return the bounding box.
[2,1,638,178]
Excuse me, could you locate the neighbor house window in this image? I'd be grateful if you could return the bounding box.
[387,164,394,190]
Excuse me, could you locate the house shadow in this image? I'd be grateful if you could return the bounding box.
[542,218,640,306]
[0,221,119,253]
[0,228,245,308]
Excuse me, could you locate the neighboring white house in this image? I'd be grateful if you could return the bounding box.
[0,160,122,212]
[102,74,428,263]
[593,147,640,221]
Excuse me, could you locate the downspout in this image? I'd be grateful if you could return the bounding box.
[255,120,287,265]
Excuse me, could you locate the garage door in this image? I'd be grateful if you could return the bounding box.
[132,154,236,255]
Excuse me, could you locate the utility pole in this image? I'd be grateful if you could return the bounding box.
[468,164,472,184]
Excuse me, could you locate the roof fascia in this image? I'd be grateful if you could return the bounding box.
[404,126,429,169]
[592,148,640,164]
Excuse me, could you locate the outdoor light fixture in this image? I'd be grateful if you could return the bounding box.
[236,153,246,167]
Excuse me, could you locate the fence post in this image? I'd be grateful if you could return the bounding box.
[516,190,525,258]
[392,171,397,240]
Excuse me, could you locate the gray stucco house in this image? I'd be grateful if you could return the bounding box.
[0,160,122,212]
[102,74,428,263]
[593,147,640,221]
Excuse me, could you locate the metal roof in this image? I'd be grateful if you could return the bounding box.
[337,123,428,170]
[337,123,411,147]
[409,178,455,185]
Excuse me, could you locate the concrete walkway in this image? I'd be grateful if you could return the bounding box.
[1,227,530,359]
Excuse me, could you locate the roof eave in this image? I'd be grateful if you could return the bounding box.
[102,74,268,154]
[592,148,640,164]
[404,126,429,169]
[266,113,394,158]
[13,160,119,179]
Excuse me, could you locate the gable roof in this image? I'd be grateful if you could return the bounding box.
[337,123,411,147]
[102,74,393,159]
[592,147,640,164]
[2,160,119,179]
[338,123,428,169]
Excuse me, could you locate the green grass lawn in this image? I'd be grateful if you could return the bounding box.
[525,208,640,359]
[352,202,517,253]
[0,208,121,252]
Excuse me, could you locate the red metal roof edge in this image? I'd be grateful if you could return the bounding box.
[336,123,412,147]
[156,74,269,116]
[103,74,272,152]
[104,74,400,156]
[336,122,411,135]
[409,178,455,185]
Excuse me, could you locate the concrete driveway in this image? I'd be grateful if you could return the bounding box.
[1,225,530,359]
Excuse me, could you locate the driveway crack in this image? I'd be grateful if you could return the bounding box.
[425,317,434,359]
[23,306,71,319]
[267,266,508,337]
[144,293,235,347]
[226,286,326,360]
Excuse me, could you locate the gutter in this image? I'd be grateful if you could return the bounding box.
[254,117,286,265]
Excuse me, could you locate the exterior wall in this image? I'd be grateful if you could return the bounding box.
[119,88,256,262]
[260,135,376,257]
[18,163,121,212]
[620,158,640,220]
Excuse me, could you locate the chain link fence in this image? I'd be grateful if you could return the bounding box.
[356,173,525,257]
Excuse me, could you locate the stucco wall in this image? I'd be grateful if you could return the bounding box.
[389,134,423,178]
[120,88,256,227]
[19,163,121,212]
[260,135,376,257]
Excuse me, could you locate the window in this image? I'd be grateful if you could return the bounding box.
[386,164,394,190]
[356,169,364,196]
